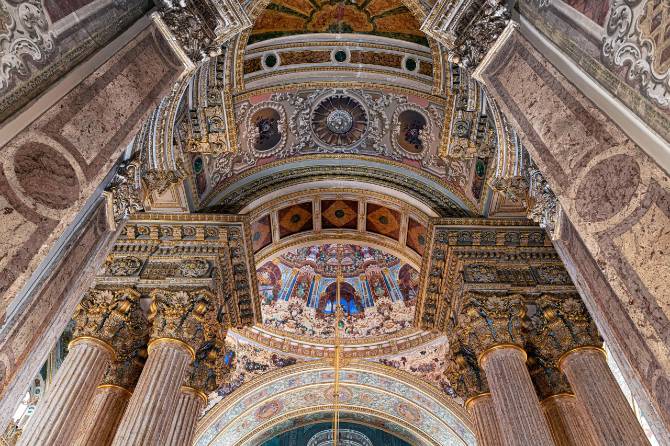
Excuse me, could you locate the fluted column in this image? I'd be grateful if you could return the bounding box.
[534,295,650,446]
[164,336,228,446]
[18,288,147,446]
[560,347,650,446]
[17,338,115,446]
[165,387,207,446]
[74,346,148,446]
[446,339,503,446]
[526,342,599,446]
[74,385,131,446]
[466,393,504,446]
[112,289,218,446]
[541,394,599,446]
[458,293,554,446]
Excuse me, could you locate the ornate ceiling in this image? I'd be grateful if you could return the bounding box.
[258,243,419,341]
[249,0,429,46]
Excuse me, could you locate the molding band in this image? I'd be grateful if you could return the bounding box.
[540,392,576,407]
[478,343,527,369]
[148,337,196,360]
[97,383,133,398]
[464,392,492,412]
[181,385,208,405]
[557,345,606,371]
[69,336,117,361]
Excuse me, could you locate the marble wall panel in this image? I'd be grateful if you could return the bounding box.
[477,27,670,439]
[0,21,183,417]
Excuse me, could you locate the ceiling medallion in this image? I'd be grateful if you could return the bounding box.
[311,95,368,147]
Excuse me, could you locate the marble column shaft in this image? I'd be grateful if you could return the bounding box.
[164,387,206,446]
[466,393,505,446]
[541,394,599,446]
[74,385,132,446]
[560,347,650,446]
[111,340,194,446]
[480,346,555,446]
[17,338,114,446]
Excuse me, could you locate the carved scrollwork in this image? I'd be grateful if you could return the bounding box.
[179,258,211,278]
[456,292,526,355]
[531,294,603,359]
[603,0,670,110]
[156,0,251,64]
[422,0,511,68]
[107,257,143,277]
[73,288,150,355]
[148,289,220,351]
[0,0,55,93]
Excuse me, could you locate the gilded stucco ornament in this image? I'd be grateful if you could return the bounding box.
[525,342,572,400]
[527,162,561,237]
[603,0,670,109]
[156,0,251,64]
[72,288,149,356]
[179,258,211,278]
[106,257,143,276]
[101,346,149,391]
[531,294,603,360]
[184,338,228,394]
[148,289,220,352]
[489,175,529,207]
[456,292,526,356]
[445,339,490,400]
[0,0,55,92]
[421,0,512,68]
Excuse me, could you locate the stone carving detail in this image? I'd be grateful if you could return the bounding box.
[185,339,228,392]
[149,289,219,350]
[0,0,55,92]
[179,258,210,278]
[456,292,526,354]
[489,175,529,207]
[531,294,603,359]
[603,0,670,109]
[422,0,511,68]
[73,288,149,355]
[527,162,560,236]
[107,257,143,276]
[157,0,251,64]
[106,155,144,222]
[101,346,148,390]
[526,342,572,400]
[445,339,489,399]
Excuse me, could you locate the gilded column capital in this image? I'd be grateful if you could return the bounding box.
[526,344,572,401]
[72,288,149,359]
[100,346,148,392]
[148,289,219,359]
[533,294,602,360]
[445,340,490,405]
[183,338,229,403]
[457,293,526,361]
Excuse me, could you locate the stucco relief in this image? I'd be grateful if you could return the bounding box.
[603,0,670,109]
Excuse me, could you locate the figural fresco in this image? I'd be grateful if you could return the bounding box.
[257,244,420,340]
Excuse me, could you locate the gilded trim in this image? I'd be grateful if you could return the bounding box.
[478,343,527,368]
[148,337,196,360]
[464,392,491,412]
[540,392,576,407]
[97,383,133,398]
[182,385,209,405]
[557,345,606,371]
[69,336,117,361]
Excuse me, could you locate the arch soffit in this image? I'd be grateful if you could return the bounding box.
[195,360,476,446]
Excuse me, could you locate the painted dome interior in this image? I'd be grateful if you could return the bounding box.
[257,244,419,341]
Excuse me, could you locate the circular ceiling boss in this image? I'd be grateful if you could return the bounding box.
[311,95,368,147]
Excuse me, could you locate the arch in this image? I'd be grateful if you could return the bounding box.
[195,360,476,446]
[319,281,361,314]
